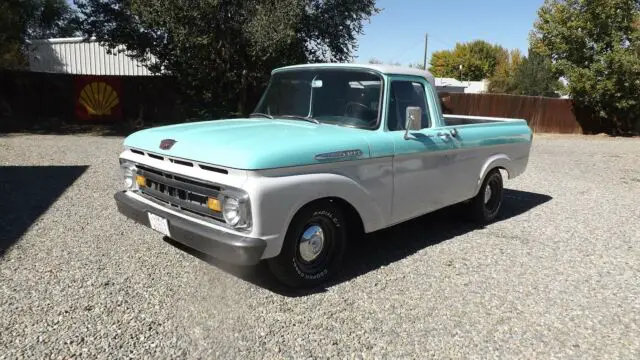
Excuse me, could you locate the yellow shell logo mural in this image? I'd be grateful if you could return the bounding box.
[78,82,120,116]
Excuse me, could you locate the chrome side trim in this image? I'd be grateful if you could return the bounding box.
[314,149,364,161]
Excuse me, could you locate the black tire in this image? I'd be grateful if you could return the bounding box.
[468,168,504,224]
[267,200,347,288]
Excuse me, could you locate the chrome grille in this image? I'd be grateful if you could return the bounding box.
[129,148,228,174]
[136,164,224,222]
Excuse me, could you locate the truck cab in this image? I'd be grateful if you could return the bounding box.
[114,63,533,288]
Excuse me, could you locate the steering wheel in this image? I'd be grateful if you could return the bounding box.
[344,101,371,118]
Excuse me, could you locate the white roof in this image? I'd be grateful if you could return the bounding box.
[28,37,95,44]
[435,77,467,87]
[273,63,435,85]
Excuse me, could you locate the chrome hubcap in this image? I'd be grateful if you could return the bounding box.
[484,185,492,204]
[299,225,325,262]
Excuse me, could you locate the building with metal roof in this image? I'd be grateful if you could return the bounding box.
[26,37,155,76]
[435,77,489,94]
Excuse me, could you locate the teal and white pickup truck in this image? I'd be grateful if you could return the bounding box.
[114,63,532,288]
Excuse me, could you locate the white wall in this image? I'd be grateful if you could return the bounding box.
[463,80,489,94]
[434,78,489,94]
[26,37,155,76]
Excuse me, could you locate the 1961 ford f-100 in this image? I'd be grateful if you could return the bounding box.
[114,63,532,288]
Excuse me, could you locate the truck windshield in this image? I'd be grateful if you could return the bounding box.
[252,69,383,129]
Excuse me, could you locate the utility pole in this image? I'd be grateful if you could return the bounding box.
[422,33,428,70]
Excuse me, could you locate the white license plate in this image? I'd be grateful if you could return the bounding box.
[148,213,171,237]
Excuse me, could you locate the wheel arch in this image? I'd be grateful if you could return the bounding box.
[252,172,387,259]
[475,154,512,195]
[294,196,366,237]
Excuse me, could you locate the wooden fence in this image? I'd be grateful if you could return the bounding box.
[1,69,605,134]
[439,92,584,134]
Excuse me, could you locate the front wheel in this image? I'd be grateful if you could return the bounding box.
[267,201,347,288]
[468,168,504,224]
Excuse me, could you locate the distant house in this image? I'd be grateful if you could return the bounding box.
[26,37,155,76]
[435,77,489,94]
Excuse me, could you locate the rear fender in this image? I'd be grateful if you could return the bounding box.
[475,154,512,195]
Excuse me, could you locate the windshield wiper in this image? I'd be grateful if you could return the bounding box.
[249,112,274,119]
[279,114,320,124]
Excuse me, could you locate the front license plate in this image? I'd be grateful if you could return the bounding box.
[148,213,171,237]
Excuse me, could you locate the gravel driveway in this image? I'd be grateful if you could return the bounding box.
[1,133,639,359]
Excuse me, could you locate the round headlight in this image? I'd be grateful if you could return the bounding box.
[120,161,138,190]
[124,176,134,189]
[222,197,241,226]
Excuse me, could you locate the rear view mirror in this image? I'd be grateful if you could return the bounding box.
[404,106,422,139]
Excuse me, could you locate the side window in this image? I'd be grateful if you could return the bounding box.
[387,80,431,131]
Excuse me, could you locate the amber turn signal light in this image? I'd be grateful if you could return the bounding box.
[135,175,146,187]
[207,197,221,212]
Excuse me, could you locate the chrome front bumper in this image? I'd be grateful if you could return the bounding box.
[114,191,266,265]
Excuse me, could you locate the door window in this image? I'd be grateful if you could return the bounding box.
[387,81,431,131]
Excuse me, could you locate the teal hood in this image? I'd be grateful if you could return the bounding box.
[123,118,372,170]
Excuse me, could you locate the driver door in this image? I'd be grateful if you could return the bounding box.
[387,79,457,223]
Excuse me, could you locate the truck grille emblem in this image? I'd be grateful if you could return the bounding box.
[159,139,177,150]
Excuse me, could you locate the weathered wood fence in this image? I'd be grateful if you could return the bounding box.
[1,69,609,134]
[439,92,584,134]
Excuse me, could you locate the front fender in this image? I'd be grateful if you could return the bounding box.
[244,172,388,258]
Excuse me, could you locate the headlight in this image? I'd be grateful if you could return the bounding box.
[119,159,138,191]
[221,192,251,230]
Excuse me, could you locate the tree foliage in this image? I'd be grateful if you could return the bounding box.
[531,0,640,134]
[488,49,523,93]
[366,58,401,65]
[76,0,380,117]
[429,40,507,80]
[0,0,79,69]
[510,50,562,97]
[488,48,561,97]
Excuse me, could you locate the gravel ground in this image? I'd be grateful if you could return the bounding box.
[1,133,639,359]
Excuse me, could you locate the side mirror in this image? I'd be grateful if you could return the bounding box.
[404,106,422,139]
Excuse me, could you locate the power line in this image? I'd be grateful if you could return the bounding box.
[388,38,425,63]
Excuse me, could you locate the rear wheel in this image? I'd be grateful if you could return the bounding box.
[468,168,504,224]
[268,201,347,288]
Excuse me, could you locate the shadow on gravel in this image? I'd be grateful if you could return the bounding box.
[0,165,88,256]
[164,188,552,297]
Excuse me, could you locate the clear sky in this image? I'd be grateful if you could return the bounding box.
[354,0,545,66]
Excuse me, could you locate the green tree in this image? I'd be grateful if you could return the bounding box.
[27,0,80,39]
[0,0,79,69]
[0,1,27,69]
[531,0,640,134]
[510,50,561,97]
[76,0,380,116]
[429,40,507,80]
[429,50,458,77]
[366,58,401,65]
[488,49,523,93]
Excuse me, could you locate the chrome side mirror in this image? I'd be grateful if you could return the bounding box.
[404,106,422,140]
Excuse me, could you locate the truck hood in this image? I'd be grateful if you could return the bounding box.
[123,118,372,170]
